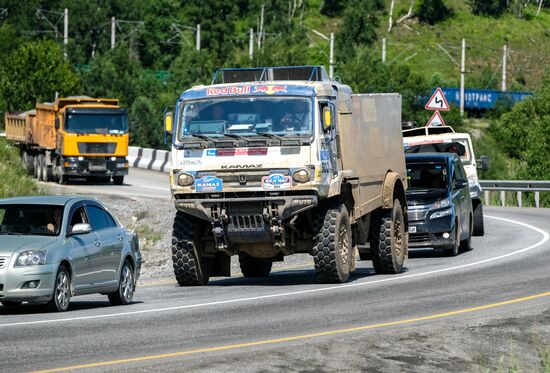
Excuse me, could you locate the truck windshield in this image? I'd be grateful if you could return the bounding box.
[0,205,64,236]
[177,97,313,142]
[65,113,128,134]
[406,163,448,191]
[404,139,472,165]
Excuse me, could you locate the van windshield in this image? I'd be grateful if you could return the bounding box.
[406,163,448,191]
[404,138,472,165]
[177,97,312,141]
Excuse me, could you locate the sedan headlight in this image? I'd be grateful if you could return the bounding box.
[177,173,194,186]
[16,250,47,266]
[292,169,310,183]
[430,208,453,219]
[431,198,451,209]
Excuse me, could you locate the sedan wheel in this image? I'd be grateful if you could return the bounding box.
[47,265,71,312]
[108,260,135,306]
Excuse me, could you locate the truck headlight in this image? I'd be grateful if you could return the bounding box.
[117,162,129,168]
[432,198,451,209]
[292,169,310,183]
[177,173,194,186]
[16,250,47,266]
[430,208,452,219]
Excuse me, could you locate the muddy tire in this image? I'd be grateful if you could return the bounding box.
[370,199,406,274]
[171,211,213,286]
[312,203,353,283]
[238,253,272,277]
[472,201,485,236]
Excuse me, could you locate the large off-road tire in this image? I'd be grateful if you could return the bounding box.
[370,199,406,274]
[108,260,135,306]
[47,265,71,312]
[472,201,485,236]
[312,203,353,283]
[113,175,124,185]
[171,211,213,286]
[238,253,273,277]
[459,215,473,252]
[22,151,34,175]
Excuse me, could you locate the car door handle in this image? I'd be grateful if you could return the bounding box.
[94,240,101,247]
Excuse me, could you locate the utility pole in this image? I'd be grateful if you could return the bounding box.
[249,28,254,61]
[460,38,466,117]
[501,45,507,92]
[196,24,201,51]
[329,32,334,79]
[111,17,116,49]
[63,8,68,60]
[382,38,386,63]
[258,4,264,50]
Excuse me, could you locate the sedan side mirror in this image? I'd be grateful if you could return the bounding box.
[70,223,92,236]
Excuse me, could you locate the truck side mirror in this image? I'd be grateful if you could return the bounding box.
[164,110,173,135]
[479,155,490,171]
[55,118,60,130]
[322,106,333,132]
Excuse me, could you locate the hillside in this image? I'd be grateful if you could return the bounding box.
[0,138,42,198]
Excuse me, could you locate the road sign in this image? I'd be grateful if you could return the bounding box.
[425,87,450,111]
[426,111,446,127]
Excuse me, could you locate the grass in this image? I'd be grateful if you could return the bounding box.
[378,1,550,91]
[0,138,42,198]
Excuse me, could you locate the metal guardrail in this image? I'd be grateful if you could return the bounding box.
[480,180,550,208]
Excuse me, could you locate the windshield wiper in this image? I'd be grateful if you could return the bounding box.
[223,133,248,141]
[189,133,216,142]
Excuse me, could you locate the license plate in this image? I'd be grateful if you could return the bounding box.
[408,226,417,234]
[89,163,107,171]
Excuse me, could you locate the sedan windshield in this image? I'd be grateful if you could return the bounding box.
[406,163,448,191]
[178,97,312,141]
[0,205,64,236]
[66,113,128,135]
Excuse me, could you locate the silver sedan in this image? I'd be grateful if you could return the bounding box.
[0,196,141,311]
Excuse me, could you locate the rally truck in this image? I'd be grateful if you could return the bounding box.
[164,66,408,285]
[402,125,487,236]
[4,96,129,185]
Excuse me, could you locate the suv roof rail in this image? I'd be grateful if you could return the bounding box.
[402,126,455,137]
[211,65,331,84]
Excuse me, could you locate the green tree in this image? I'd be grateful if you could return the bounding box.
[0,40,80,114]
[416,0,452,25]
[469,0,508,16]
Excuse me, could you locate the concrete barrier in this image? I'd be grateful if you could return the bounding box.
[129,146,171,173]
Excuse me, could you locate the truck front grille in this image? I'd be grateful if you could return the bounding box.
[77,142,117,154]
[0,256,8,269]
[230,215,264,229]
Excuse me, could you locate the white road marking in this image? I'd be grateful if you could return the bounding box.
[1,215,548,328]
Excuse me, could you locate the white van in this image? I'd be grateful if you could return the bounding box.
[402,126,485,236]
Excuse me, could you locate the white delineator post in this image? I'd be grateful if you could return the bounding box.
[329,32,334,79]
[111,17,116,49]
[460,38,466,117]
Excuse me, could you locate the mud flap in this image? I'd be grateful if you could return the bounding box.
[211,253,231,277]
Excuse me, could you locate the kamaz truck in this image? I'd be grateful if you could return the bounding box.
[164,66,408,285]
[4,96,129,184]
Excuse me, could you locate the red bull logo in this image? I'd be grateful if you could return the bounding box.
[206,85,251,96]
[253,85,287,95]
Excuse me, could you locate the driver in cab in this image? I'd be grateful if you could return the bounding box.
[279,100,309,132]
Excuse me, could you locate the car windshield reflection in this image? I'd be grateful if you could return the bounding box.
[0,205,64,236]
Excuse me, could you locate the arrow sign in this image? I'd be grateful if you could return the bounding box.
[425,87,450,111]
[426,111,446,127]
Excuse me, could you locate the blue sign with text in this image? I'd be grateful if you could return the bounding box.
[437,88,532,110]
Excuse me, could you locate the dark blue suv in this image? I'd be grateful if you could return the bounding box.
[405,153,473,256]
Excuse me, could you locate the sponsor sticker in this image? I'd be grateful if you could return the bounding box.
[253,85,287,95]
[408,226,417,234]
[217,148,268,156]
[178,159,202,166]
[206,149,217,156]
[206,86,251,96]
[261,174,292,190]
[320,150,330,160]
[195,176,223,192]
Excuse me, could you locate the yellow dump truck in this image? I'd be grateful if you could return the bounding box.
[4,96,129,184]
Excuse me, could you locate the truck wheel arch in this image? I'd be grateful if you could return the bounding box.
[381,171,406,210]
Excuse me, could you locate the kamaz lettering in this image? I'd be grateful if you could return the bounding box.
[220,164,262,169]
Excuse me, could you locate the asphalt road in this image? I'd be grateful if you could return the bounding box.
[1,202,549,372]
[43,168,171,200]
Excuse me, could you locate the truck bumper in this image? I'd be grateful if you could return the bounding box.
[61,156,129,176]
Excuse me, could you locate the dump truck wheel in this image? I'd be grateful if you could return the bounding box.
[238,253,272,277]
[33,156,39,179]
[113,176,124,185]
[37,154,45,181]
[171,211,213,286]
[472,201,485,236]
[370,199,406,274]
[312,203,352,283]
[22,151,34,175]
